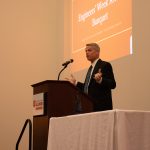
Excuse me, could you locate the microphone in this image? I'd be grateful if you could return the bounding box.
[58,59,74,80]
[62,59,74,66]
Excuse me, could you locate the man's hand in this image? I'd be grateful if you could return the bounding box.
[93,68,102,83]
[65,74,76,86]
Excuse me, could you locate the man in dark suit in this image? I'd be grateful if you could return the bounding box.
[67,43,116,111]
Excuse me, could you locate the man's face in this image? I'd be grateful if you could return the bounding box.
[85,46,99,63]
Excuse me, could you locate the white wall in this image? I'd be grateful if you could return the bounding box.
[0,0,64,149]
[112,0,150,110]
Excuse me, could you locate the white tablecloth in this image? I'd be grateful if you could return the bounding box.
[47,109,150,150]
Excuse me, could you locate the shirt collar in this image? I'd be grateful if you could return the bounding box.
[91,58,99,68]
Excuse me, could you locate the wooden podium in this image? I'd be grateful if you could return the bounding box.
[32,80,93,150]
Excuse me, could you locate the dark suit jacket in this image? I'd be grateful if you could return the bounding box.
[77,59,116,111]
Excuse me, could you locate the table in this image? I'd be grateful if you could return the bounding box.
[47,109,150,150]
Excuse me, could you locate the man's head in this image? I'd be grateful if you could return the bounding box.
[85,43,100,63]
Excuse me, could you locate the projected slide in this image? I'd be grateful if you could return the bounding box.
[71,0,132,72]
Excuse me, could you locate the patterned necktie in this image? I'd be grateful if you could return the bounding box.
[84,65,92,94]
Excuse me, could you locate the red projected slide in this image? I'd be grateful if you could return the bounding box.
[71,0,132,72]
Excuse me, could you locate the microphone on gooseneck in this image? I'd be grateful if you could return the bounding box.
[62,59,74,66]
[58,59,74,80]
